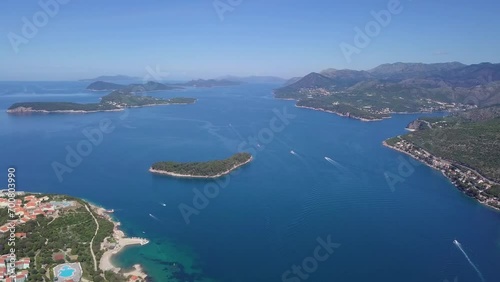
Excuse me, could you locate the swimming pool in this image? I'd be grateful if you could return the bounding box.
[58,265,75,278]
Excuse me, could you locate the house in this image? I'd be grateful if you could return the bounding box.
[24,202,37,210]
[23,196,36,203]
[14,233,26,239]
[52,253,65,262]
[0,225,10,234]
[32,209,44,217]
[15,272,28,282]
[41,204,55,215]
[0,256,30,282]
[14,208,25,217]
[0,199,9,208]
[15,258,29,270]
[19,217,30,224]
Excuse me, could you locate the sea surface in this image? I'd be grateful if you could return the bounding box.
[0,81,499,282]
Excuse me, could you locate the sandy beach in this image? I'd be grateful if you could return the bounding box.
[149,156,253,178]
[89,204,149,280]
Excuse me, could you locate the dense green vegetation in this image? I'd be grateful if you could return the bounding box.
[99,90,194,107]
[8,89,196,113]
[274,63,500,118]
[0,194,126,282]
[400,106,500,182]
[7,102,117,112]
[484,185,500,198]
[86,81,126,91]
[297,97,390,120]
[151,152,252,177]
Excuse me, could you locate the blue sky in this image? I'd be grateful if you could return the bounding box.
[0,0,499,80]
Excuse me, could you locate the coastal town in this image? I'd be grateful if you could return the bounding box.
[385,137,500,210]
[0,191,149,282]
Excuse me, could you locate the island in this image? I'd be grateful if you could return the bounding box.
[86,80,183,92]
[274,62,500,121]
[150,152,253,178]
[7,89,196,114]
[384,105,500,210]
[86,81,126,91]
[181,79,242,88]
[0,191,149,282]
[80,75,142,82]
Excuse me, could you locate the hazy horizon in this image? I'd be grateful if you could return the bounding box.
[1,0,499,80]
[1,60,499,82]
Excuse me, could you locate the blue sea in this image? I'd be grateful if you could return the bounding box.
[1,81,499,282]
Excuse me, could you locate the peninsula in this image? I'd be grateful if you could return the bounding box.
[7,89,196,114]
[384,105,500,210]
[0,191,149,282]
[150,152,253,178]
[274,62,500,121]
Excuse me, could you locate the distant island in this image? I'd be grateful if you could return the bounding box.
[181,79,242,88]
[150,152,253,178]
[87,80,184,92]
[87,79,241,90]
[217,75,287,84]
[274,62,500,121]
[86,81,127,91]
[7,89,196,114]
[80,75,141,82]
[384,105,500,210]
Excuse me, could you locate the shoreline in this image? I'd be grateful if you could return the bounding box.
[6,100,195,115]
[149,156,253,179]
[382,140,500,212]
[88,203,150,280]
[295,105,387,122]
[6,108,124,114]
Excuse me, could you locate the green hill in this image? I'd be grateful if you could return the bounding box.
[275,62,500,120]
[151,153,252,178]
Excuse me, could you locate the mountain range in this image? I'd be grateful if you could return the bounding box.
[275,62,500,120]
[80,75,142,82]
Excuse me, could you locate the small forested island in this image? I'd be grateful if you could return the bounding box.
[275,62,500,121]
[7,89,196,114]
[150,152,253,178]
[0,192,149,282]
[384,105,500,210]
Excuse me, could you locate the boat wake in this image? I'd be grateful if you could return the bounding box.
[453,240,485,282]
[149,213,162,222]
[325,156,346,169]
[160,202,166,207]
[290,150,298,156]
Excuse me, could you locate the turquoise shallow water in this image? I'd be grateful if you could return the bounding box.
[1,82,500,282]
